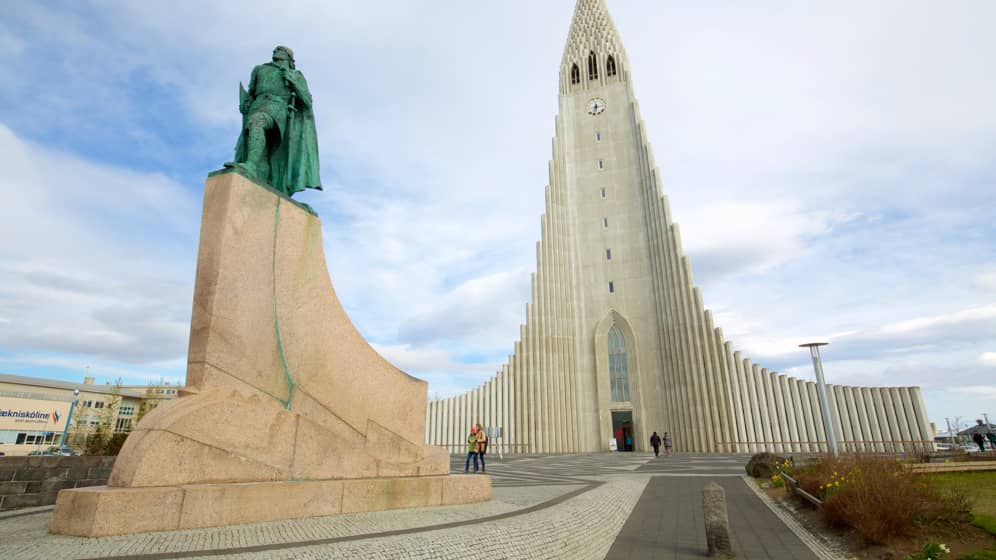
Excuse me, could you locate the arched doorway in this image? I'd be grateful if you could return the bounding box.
[611,410,634,451]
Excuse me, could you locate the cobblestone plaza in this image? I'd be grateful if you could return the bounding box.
[1,454,833,560]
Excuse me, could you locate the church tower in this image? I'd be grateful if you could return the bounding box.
[424,0,933,455]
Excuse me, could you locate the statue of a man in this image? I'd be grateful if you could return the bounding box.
[226,46,321,197]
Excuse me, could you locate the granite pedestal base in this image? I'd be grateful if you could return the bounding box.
[50,474,491,537]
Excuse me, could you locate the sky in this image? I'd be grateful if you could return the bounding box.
[0,1,994,434]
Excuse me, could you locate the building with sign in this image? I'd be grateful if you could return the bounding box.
[0,373,180,456]
[423,0,933,454]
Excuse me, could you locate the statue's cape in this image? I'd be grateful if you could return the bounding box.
[280,101,322,195]
[234,69,321,196]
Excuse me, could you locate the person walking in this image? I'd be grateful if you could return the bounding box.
[972,427,986,453]
[650,431,662,457]
[986,426,996,451]
[464,426,479,473]
[475,423,489,473]
[663,431,673,457]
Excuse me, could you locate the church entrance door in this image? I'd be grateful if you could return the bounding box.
[611,410,634,452]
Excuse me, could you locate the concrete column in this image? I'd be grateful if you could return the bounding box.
[882,387,905,453]
[514,340,523,453]
[666,226,693,451]
[889,387,914,452]
[827,383,850,453]
[749,362,771,451]
[852,387,873,452]
[683,276,712,452]
[736,353,759,452]
[895,387,917,453]
[831,386,852,452]
[755,365,774,451]
[806,382,827,453]
[710,324,734,452]
[787,377,807,452]
[778,374,799,452]
[860,387,885,452]
[724,342,746,453]
[694,293,722,452]
[759,370,781,452]
[795,379,815,452]
[910,387,933,452]
[872,388,896,453]
[842,387,863,451]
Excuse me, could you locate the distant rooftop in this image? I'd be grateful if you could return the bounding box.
[0,372,176,399]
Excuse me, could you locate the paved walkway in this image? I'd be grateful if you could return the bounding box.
[606,454,819,559]
[0,454,826,559]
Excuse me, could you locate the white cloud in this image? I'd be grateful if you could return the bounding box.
[980,353,996,367]
[0,125,198,364]
[976,273,996,291]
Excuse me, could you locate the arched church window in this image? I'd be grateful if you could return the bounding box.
[571,64,580,85]
[607,55,617,77]
[608,326,630,401]
[588,50,599,80]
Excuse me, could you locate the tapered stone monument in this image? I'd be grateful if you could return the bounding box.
[48,171,490,537]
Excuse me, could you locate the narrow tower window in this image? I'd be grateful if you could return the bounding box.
[600,187,606,199]
[606,248,612,260]
[608,281,615,294]
[602,217,609,228]
[570,64,580,85]
[595,131,602,142]
[608,326,630,402]
[598,159,604,169]
[606,55,617,77]
[588,50,599,80]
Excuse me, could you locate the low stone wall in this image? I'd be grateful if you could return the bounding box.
[0,456,116,511]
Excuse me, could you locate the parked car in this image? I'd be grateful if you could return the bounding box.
[46,446,79,456]
[962,444,983,454]
[934,442,957,452]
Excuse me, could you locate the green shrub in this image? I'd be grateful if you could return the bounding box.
[745,452,788,478]
[956,545,996,560]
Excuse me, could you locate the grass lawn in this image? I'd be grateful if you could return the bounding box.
[914,471,996,559]
[925,471,996,540]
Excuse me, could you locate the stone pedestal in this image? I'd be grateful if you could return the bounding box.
[50,171,490,537]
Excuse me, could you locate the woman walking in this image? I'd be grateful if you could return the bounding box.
[464,426,479,473]
[663,431,673,457]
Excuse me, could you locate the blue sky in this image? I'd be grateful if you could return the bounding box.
[1,1,994,433]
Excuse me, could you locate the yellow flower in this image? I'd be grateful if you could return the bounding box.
[835,481,840,487]
[833,471,838,477]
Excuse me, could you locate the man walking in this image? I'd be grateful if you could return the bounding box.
[475,423,489,473]
[972,422,986,453]
[650,431,662,457]
[663,431,673,457]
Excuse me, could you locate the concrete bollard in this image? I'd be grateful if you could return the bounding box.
[703,482,735,558]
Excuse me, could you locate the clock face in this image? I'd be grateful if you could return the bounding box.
[587,98,606,115]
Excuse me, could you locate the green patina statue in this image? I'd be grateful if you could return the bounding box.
[225,46,321,197]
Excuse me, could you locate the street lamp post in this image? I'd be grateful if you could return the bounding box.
[60,389,80,448]
[800,342,839,457]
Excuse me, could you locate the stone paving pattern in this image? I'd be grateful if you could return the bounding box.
[0,453,829,559]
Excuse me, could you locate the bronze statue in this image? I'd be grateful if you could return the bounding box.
[226,46,321,197]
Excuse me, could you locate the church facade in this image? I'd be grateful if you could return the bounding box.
[423,0,933,454]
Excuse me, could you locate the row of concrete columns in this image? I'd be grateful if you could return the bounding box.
[424,114,584,454]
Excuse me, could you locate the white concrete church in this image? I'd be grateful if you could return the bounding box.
[424,0,933,454]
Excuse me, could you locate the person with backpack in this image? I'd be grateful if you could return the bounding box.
[650,431,662,457]
[464,426,479,473]
[475,423,489,473]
